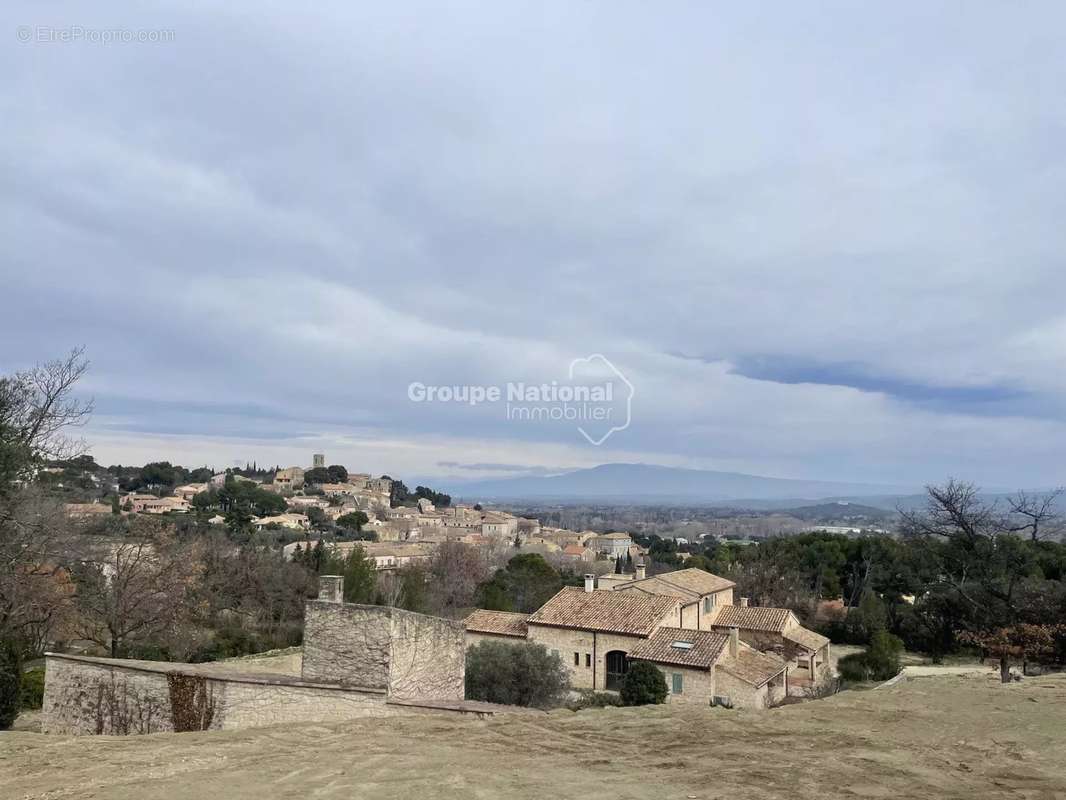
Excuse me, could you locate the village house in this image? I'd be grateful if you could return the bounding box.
[562,544,597,562]
[64,502,113,518]
[590,531,633,558]
[122,493,159,513]
[282,540,436,571]
[141,496,191,514]
[318,482,359,497]
[210,472,259,489]
[360,541,435,571]
[539,528,597,550]
[255,513,310,531]
[272,466,305,492]
[481,511,519,539]
[287,496,330,511]
[173,483,208,501]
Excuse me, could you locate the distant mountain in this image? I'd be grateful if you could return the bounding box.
[445,463,917,506]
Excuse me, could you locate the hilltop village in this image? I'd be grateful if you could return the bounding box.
[60,454,652,576]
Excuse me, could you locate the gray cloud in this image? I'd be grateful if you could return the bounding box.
[2,1,1066,488]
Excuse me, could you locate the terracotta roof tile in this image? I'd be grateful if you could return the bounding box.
[617,568,735,601]
[527,587,677,636]
[784,626,830,652]
[628,627,728,670]
[464,609,529,638]
[712,605,793,633]
[718,646,788,687]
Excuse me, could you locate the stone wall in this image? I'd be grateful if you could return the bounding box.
[526,624,647,691]
[659,664,715,707]
[41,654,390,735]
[301,600,464,702]
[388,607,465,701]
[713,668,770,710]
[302,602,392,689]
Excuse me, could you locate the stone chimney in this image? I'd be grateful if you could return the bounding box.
[635,562,646,580]
[318,575,344,603]
[739,597,749,607]
[728,626,739,657]
[584,574,595,593]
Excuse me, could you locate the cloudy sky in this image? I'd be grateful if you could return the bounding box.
[3,1,1065,490]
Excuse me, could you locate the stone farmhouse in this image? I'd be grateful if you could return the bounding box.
[465,567,830,709]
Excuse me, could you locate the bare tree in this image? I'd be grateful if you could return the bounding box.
[73,528,203,657]
[426,542,490,617]
[0,347,93,486]
[0,486,80,647]
[375,571,405,608]
[1006,489,1065,542]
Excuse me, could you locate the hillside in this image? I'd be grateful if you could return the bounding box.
[5,673,1065,799]
[447,462,916,505]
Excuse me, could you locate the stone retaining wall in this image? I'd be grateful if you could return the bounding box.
[42,653,391,735]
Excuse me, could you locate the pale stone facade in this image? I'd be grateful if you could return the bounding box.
[526,624,654,691]
[657,664,716,707]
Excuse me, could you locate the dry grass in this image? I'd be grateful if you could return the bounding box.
[3,673,1065,800]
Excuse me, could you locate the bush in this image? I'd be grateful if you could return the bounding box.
[836,652,871,682]
[0,638,21,729]
[838,631,904,683]
[19,667,45,710]
[866,630,904,680]
[465,641,570,708]
[619,661,667,706]
[566,690,624,711]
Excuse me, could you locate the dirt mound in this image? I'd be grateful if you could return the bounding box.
[3,674,1065,799]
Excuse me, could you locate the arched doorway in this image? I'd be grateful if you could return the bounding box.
[605,650,628,690]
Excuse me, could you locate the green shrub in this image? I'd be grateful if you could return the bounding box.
[836,652,871,682]
[619,661,667,706]
[465,641,570,708]
[19,667,45,710]
[838,631,904,683]
[566,690,624,710]
[0,639,21,729]
[865,630,904,680]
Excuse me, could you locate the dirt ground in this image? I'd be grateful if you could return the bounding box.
[3,673,1065,800]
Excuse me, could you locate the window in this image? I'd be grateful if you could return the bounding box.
[551,649,559,659]
[574,652,580,666]
[672,673,683,694]
[585,653,592,667]
[703,595,716,612]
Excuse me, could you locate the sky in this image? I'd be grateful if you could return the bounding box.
[2,1,1065,490]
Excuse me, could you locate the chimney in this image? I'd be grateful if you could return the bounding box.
[584,574,595,593]
[739,597,749,607]
[318,575,344,603]
[635,562,646,580]
[728,626,739,657]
